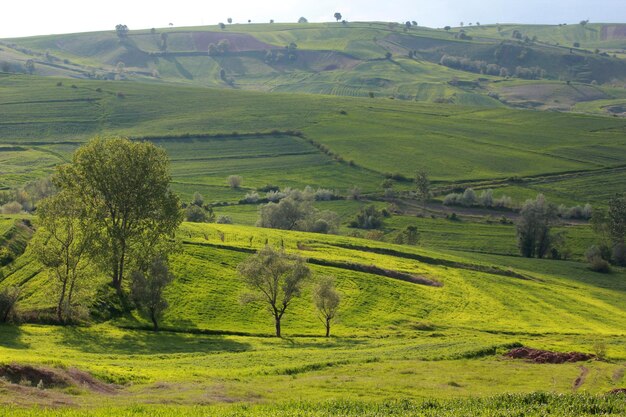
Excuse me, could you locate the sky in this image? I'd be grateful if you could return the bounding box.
[2,0,625,38]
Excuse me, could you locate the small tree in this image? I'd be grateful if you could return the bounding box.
[298,17,309,24]
[516,194,558,258]
[415,170,431,214]
[228,175,243,188]
[131,257,174,331]
[227,17,233,24]
[32,191,96,323]
[257,197,311,231]
[115,24,129,39]
[160,33,168,52]
[25,60,35,74]
[0,286,20,323]
[217,39,230,54]
[238,246,311,337]
[334,13,342,22]
[403,225,420,245]
[219,22,226,30]
[313,277,340,337]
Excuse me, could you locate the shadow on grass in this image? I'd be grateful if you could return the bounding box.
[0,325,29,349]
[59,326,251,355]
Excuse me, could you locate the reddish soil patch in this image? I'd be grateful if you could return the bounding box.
[0,364,116,394]
[192,32,274,52]
[505,347,595,364]
[601,25,626,41]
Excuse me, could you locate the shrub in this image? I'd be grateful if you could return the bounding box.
[216,215,233,224]
[347,186,361,201]
[493,196,513,209]
[314,188,336,201]
[462,188,477,206]
[228,175,243,188]
[242,192,259,204]
[586,246,611,273]
[479,189,493,207]
[443,193,463,206]
[0,201,22,214]
[185,205,214,223]
[350,205,384,229]
[266,190,287,202]
[258,184,280,193]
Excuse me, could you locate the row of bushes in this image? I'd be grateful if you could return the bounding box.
[241,186,341,204]
[443,188,593,219]
[443,189,514,209]
[439,55,546,80]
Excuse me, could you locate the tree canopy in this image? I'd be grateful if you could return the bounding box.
[54,137,182,299]
[238,246,310,337]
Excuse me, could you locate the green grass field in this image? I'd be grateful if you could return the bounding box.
[1,221,626,412]
[1,74,624,205]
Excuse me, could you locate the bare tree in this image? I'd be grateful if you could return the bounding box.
[313,277,340,337]
[238,246,310,337]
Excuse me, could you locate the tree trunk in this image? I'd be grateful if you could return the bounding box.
[57,279,67,324]
[325,317,331,337]
[151,311,159,332]
[275,316,281,338]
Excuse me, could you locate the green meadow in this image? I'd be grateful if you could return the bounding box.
[1,74,625,205]
[1,221,626,413]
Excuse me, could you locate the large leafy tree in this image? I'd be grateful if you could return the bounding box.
[238,246,310,337]
[55,137,182,300]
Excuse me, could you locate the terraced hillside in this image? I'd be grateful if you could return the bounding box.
[2,22,626,113]
[1,74,624,206]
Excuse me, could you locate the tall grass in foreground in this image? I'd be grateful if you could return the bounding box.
[2,394,625,416]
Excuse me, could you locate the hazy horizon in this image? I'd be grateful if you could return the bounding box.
[2,0,625,39]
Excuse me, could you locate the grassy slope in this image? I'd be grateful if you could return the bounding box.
[1,222,626,410]
[3,22,625,111]
[4,222,625,337]
[465,23,626,49]
[1,74,625,205]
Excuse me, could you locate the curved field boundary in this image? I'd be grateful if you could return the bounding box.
[328,242,534,281]
[181,240,442,287]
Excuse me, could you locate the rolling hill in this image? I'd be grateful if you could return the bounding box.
[2,22,626,113]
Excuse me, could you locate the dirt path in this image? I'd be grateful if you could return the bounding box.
[573,366,589,391]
